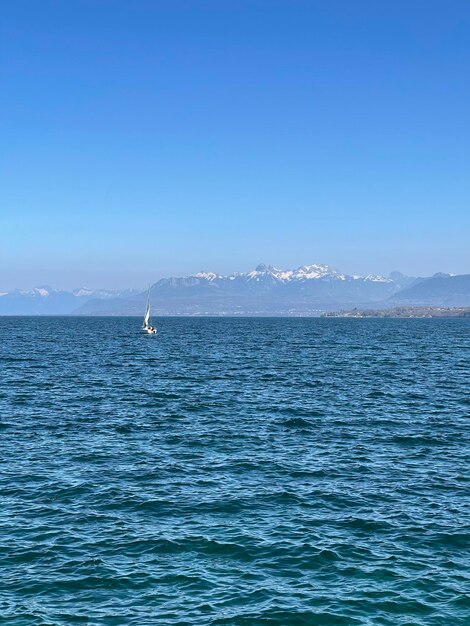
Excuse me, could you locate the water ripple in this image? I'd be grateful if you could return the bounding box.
[0,317,469,625]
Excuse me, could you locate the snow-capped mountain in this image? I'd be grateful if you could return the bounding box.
[4,264,467,316]
[147,263,406,298]
[152,263,396,290]
[75,264,419,316]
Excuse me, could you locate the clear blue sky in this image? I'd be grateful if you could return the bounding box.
[1,0,469,289]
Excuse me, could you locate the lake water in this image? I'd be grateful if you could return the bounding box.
[0,317,469,625]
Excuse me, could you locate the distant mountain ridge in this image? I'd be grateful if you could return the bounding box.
[388,273,470,307]
[0,286,139,315]
[74,263,413,316]
[2,265,468,316]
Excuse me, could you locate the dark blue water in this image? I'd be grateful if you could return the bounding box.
[0,317,469,625]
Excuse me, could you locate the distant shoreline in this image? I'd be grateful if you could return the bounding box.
[322,306,470,318]
[1,309,470,319]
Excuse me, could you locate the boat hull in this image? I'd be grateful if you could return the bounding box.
[142,326,157,335]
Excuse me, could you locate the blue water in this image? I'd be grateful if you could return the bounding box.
[0,317,469,625]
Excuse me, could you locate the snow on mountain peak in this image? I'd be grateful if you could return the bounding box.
[73,288,94,297]
[364,274,393,283]
[192,272,219,281]
[31,286,58,297]
[238,263,348,283]
[291,264,342,280]
[181,263,389,284]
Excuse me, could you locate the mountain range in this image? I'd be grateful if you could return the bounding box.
[0,287,139,315]
[2,264,469,316]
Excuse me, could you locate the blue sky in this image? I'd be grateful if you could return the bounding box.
[1,0,469,289]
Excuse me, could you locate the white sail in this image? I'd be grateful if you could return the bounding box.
[143,302,150,326]
[142,285,155,332]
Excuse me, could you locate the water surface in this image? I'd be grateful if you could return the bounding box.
[0,317,469,625]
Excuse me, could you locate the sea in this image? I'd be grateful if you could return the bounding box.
[0,317,469,625]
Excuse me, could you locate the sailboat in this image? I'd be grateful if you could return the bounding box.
[142,286,157,334]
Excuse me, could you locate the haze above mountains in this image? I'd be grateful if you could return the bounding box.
[1,264,469,316]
